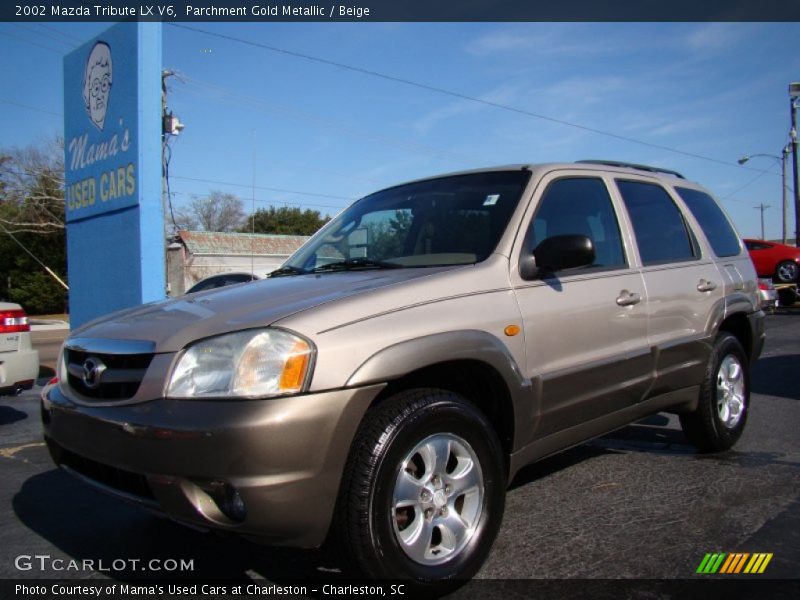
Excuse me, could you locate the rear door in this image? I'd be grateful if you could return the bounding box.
[511,172,651,437]
[613,178,723,396]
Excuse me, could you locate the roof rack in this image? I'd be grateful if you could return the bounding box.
[575,160,685,179]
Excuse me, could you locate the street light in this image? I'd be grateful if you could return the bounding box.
[738,148,791,243]
[790,82,800,246]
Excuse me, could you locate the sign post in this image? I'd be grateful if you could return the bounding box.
[64,22,164,328]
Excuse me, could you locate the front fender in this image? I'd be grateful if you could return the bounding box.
[345,330,535,452]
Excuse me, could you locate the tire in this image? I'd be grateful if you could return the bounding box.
[775,260,799,284]
[335,388,506,584]
[680,333,749,453]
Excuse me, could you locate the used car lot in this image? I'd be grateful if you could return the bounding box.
[1,311,799,585]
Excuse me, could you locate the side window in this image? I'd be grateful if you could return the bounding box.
[528,177,626,271]
[616,180,697,266]
[675,187,741,257]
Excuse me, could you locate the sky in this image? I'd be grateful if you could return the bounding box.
[1,21,799,241]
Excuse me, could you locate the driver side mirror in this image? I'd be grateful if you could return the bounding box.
[519,234,595,280]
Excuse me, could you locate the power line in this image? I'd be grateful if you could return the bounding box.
[15,23,75,50]
[0,99,62,117]
[0,29,64,54]
[1,167,351,208]
[177,77,486,165]
[722,162,779,202]
[169,23,767,172]
[0,222,69,290]
[37,23,84,44]
[170,174,353,201]
[169,190,342,211]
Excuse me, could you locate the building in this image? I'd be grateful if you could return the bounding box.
[166,230,309,296]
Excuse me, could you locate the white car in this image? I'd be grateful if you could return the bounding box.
[0,302,39,395]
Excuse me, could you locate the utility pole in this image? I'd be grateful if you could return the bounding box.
[161,69,185,238]
[161,70,185,296]
[782,144,790,244]
[738,150,792,244]
[790,82,800,246]
[754,203,771,240]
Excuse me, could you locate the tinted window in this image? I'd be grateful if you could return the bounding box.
[746,241,771,251]
[617,180,696,266]
[675,187,741,257]
[528,178,626,271]
[286,171,531,271]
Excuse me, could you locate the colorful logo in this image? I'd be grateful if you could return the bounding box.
[696,552,773,574]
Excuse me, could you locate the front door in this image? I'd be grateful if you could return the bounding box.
[511,173,651,438]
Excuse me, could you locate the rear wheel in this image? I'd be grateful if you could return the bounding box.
[680,333,749,452]
[335,388,506,584]
[775,260,799,283]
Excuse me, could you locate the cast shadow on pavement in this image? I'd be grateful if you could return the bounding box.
[13,468,350,583]
[0,403,28,426]
[751,354,800,400]
[509,413,693,490]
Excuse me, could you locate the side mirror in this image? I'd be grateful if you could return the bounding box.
[519,234,595,280]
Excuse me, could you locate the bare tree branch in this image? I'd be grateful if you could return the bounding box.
[175,191,246,232]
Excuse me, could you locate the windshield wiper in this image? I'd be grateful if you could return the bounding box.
[310,258,403,273]
[268,265,308,278]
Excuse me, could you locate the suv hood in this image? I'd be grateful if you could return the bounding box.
[71,267,461,353]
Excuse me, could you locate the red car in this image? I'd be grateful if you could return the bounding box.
[744,239,800,283]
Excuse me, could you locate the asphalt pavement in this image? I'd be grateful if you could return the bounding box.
[1,313,798,593]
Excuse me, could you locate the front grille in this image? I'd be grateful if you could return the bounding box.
[47,438,155,501]
[65,348,153,400]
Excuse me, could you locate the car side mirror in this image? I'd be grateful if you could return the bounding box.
[519,234,595,280]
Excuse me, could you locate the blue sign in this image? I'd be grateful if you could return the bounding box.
[64,23,164,327]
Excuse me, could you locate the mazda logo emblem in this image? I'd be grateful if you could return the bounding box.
[81,357,107,390]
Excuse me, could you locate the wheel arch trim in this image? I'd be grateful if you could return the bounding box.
[345,330,533,453]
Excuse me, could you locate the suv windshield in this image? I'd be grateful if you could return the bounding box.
[283,170,531,273]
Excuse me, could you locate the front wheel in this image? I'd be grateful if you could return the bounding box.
[335,388,506,584]
[680,333,749,452]
[775,260,799,283]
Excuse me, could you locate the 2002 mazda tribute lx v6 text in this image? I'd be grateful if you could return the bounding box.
[42,161,764,584]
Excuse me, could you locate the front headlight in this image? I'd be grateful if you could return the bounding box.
[166,328,314,399]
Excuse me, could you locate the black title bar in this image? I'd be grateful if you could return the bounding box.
[4,0,800,22]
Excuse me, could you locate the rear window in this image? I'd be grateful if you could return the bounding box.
[675,187,741,257]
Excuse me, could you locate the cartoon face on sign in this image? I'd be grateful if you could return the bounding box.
[82,42,113,131]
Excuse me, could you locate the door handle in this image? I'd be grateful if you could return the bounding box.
[616,290,641,306]
[697,279,717,292]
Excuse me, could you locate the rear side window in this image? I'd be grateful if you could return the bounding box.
[528,177,626,271]
[675,187,741,257]
[616,180,697,266]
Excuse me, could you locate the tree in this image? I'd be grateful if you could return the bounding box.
[246,206,330,236]
[0,137,65,234]
[174,191,246,232]
[0,137,67,314]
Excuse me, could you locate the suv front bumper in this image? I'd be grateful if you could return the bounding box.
[42,383,383,547]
